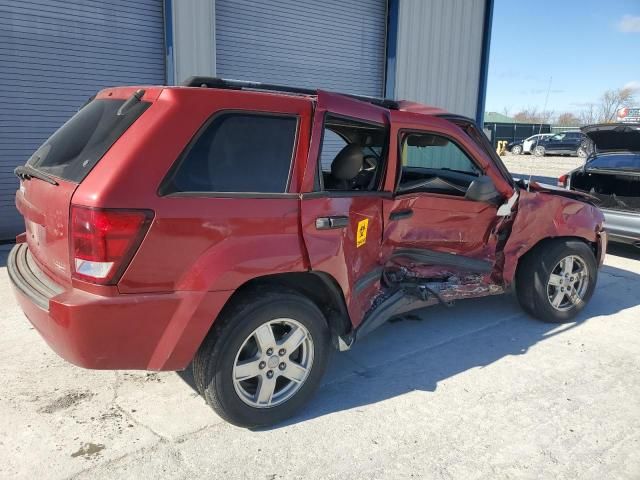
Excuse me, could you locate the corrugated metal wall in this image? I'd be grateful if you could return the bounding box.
[215,0,386,96]
[0,0,165,240]
[393,0,486,119]
[172,0,216,84]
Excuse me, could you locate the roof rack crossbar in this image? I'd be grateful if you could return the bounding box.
[181,76,399,110]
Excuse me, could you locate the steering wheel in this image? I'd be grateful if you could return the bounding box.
[350,155,379,189]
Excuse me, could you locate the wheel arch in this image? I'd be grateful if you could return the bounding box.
[512,235,598,287]
[207,271,353,351]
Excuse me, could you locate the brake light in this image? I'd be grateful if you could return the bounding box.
[558,174,568,188]
[71,206,153,284]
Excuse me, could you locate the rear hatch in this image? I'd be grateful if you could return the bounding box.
[14,90,152,285]
[582,123,640,153]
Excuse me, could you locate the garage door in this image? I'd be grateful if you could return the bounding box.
[215,0,387,97]
[0,0,165,241]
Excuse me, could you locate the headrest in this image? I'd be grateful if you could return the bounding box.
[331,144,363,180]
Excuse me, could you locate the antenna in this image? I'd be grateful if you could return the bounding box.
[528,76,552,190]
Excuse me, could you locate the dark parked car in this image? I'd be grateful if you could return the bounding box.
[9,77,606,427]
[506,139,525,155]
[534,131,589,157]
[560,123,640,247]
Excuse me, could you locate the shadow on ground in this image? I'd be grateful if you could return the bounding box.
[177,261,640,430]
[607,242,640,261]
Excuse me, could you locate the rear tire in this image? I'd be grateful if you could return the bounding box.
[534,146,546,157]
[516,239,597,323]
[193,290,330,428]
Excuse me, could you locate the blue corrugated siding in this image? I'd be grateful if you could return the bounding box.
[0,0,165,240]
[215,0,386,97]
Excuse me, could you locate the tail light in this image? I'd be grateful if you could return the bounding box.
[71,206,153,284]
[558,174,568,188]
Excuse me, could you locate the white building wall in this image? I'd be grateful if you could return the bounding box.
[393,0,486,119]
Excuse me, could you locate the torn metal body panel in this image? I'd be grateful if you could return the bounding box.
[500,189,606,286]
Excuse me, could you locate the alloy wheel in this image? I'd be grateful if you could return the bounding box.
[232,318,314,408]
[546,255,589,311]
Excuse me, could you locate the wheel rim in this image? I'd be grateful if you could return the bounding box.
[232,318,314,408]
[535,146,544,156]
[513,146,522,154]
[546,255,589,311]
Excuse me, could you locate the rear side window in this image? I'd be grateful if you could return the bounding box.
[163,113,298,194]
[27,98,150,182]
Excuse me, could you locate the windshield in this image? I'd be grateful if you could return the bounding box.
[588,153,640,170]
[27,98,150,182]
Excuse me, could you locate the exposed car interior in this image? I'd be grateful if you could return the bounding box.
[397,133,482,198]
[319,116,387,191]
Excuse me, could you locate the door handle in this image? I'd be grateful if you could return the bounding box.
[315,216,349,230]
[389,209,413,221]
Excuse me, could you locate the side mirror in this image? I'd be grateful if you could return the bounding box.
[465,176,502,204]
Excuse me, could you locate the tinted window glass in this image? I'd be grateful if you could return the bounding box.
[27,98,149,182]
[401,134,480,175]
[589,153,640,170]
[166,113,297,194]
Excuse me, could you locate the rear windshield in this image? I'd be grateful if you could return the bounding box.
[26,97,150,182]
[588,153,640,170]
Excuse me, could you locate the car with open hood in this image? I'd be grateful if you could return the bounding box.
[9,77,606,427]
[559,123,640,247]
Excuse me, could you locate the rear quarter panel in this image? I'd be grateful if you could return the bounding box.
[602,209,640,242]
[73,87,314,293]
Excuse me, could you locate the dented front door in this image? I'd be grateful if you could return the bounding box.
[382,112,513,284]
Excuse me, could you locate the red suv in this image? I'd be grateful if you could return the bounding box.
[9,78,606,427]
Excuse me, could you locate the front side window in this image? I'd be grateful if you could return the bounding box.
[398,132,481,196]
[163,113,297,194]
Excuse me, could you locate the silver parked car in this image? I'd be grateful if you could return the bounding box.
[560,124,640,247]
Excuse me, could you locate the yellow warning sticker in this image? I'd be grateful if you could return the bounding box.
[356,218,369,248]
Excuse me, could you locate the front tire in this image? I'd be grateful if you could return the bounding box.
[511,145,523,155]
[193,291,330,428]
[516,239,597,323]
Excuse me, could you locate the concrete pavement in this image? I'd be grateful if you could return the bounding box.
[0,240,639,479]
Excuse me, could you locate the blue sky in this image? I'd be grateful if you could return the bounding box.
[485,0,640,115]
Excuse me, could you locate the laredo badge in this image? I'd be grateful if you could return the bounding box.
[356,218,369,248]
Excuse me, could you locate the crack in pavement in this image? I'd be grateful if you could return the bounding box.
[111,371,169,442]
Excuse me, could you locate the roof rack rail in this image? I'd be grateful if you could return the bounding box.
[181,76,399,110]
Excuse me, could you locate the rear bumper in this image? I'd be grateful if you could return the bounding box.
[8,243,232,371]
[602,209,640,245]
